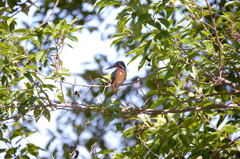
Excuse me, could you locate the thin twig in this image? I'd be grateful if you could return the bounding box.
[59,81,65,103]
[199,112,219,131]
[136,134,163,158]
[212,136,240,157]
[36,82,52,105]
[39,0,59,27]
[11,0,40,17]
[72,77,77,103]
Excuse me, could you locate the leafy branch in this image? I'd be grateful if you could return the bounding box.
[212,136,240,157]
[1,103,239,116]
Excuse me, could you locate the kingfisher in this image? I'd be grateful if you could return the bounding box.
[106,61,127,92]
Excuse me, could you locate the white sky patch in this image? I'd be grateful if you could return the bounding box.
[103,131,123,149]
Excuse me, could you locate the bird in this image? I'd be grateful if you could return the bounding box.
[106,61,127,93]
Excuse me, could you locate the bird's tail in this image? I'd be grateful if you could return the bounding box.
[112,84,119,93]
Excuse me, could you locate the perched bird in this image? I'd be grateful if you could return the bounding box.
[106,61,127,92]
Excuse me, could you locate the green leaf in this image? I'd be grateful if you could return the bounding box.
[41,84,56,91]
[140,33,151,43]
[66,43,73,48]
[70,18,79,25]
[24,72,34,83]
[33,108,43,121]
[5,147,17,157]
[98,149,115,155]
[137,114,152,127]
[0,58,4,70]
[25,64,39,70]
[138,56,146,70]
[7,18,16,26]
[191,66,198,79]
[68,35,78,42]
[13,28,31,33]
[127,53,141,65]
[43,108,51,121]
[10,128,23,140]
[144,40,152,53]
[57,92,64,103]
[122,126,135,138]
[17,35,35,42]
[0,137,9,143]
[224,1,240,7]
[158,18,169,28]
[47,22,55,29]
[133,21,142,35]
[221,125,238,134]
[111,31,130,38]
[0,148,6,153]
[27,143,40,156]
[164,67,173,80]
[154,30,170,40]
[19,155,30,159]
[111,36,126,47]
[179,134,190,148]
[35,50,45,63]
[150,96,167,109]
[146,90,159,97]
[94,0,122,8]
[203,40,214,51]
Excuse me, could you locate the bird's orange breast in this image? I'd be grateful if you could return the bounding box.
[113,68,126,84]
[112,68,127,92]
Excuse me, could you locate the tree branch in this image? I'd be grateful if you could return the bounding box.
[60,66,167,88]
[205,0,223,76]
[134,103,240,115]
[212,136,240,157]
[0,103,239,115]
[39,0,59,27]
[36,82,52,105]
[11,0,40,17]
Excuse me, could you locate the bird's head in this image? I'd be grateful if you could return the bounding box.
[106,61,126,70]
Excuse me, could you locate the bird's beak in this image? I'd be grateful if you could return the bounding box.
[106,65,115,70]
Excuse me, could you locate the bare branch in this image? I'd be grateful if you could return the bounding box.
[39,0,59,27]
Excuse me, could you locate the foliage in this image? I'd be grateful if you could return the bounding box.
[0,0,240,159]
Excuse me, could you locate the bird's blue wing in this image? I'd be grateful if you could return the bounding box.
[111,70,117,84]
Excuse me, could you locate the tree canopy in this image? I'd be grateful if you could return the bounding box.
[0,0,240,158]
